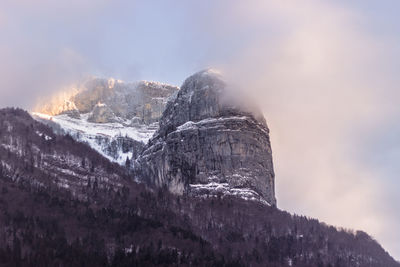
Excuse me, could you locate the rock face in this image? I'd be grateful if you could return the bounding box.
[136,70,276,206]
[71,78,179,124]
[33,78,179,165]
[36,77,179,124]
[88,103,118,123]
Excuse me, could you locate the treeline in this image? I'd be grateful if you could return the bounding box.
[0,179,239,267]
[0,177,396,267]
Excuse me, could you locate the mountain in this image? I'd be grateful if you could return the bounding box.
[1,70,398,266]
[33,78,179,165]
[135,70,276,205]
[0,108,398,266]
[0,108,229,266]
[35,71,276,206]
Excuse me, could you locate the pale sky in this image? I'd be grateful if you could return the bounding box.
[1,0,399,260]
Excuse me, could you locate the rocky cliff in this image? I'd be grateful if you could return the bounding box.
[135,70,276,206]
[33,71,276,205]
[71,78,179,124]
[37,78,179,125]
[88,103,118,123]
[33,78,178,165]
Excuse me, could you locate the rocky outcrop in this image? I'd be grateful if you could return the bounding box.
[88,103,118,123]
[33,77,179,165]
[135,70,276,206]
[33,71,276,205]
[35,78,179,124]
[72,78,179,124]
[61,108,81,119]
[39,99,81,119]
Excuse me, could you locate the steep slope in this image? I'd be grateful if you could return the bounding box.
[70,79,178,124]
[0,109,228,266]
[0,108,129,201]
[33,77,179,165]
[0,108,399,266]
[135,69,276,206]
[32,112,155,165]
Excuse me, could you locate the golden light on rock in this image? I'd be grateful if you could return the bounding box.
[34,86,80,116]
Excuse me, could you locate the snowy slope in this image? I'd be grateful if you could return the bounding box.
[32,112,157,165]
[32,77,179,165]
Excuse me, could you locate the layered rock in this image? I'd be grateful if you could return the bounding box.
[135,69,276,206]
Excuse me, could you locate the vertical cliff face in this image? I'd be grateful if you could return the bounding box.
[71,79,179,124]
[35,78,179,125]
[136,70,276,206]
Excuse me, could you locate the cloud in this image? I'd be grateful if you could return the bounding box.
[207,0,400,259]
[0,1,108,109]
[0,41,88,108]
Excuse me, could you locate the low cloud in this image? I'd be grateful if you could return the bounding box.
[211,0,400,259]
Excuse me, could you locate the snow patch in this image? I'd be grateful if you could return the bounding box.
[176,121,197,132]
[174,116,249,133]
[189,181,271,206]
[35,130,52,141]
[95,102,106,107]
[32,112,157,165]
[32,112,53,120]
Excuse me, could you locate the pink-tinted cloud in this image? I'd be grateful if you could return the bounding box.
[210,0,400,259]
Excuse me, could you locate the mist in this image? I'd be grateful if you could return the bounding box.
[214,1,400,259]
[1,0,399,260]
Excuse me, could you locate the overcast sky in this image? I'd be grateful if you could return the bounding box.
[1,0,400,260]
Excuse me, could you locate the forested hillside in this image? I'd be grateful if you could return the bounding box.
[0,108,398,267]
